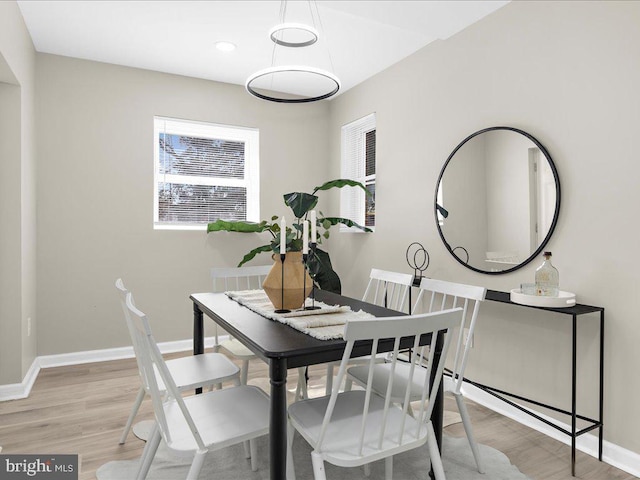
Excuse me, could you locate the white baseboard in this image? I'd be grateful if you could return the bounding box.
[0,336,221,402]
[0,360,41,402]
[450,378,640,478]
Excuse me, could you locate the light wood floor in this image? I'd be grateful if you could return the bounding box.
[0,351,635,480]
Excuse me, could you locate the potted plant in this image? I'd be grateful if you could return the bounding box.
[207,179,372,294]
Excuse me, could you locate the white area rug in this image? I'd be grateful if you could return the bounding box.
[97,433,530,480]
[116,375,507,479]
[132,420,155,441]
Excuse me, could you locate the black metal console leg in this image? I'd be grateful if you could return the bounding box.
[571,314,577,476]
[193,302,204,394]
[429,332,445,480]
[599,310,605,462]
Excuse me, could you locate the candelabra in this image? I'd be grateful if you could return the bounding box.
[304,243,321,310]
[274,253,291,314]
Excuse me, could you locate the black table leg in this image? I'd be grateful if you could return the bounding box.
[193,302,204,394]
[269,358,288,480]
[598,310,605,462]
[429,332,445,480]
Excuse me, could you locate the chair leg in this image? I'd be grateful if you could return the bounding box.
[136,423,161,480]
[120,386,146,444]
[325,364,334,396]
[384,456,393,480]
[243,440,251,459]
[363,463,371,476]
[250,439,258,471]
[427,422,446,480]
[287,422,297,480]
[311,450,327,480]
[344,378,353,391]
[240,358,251,459]
[296,367,308,399]
[241,359,249,385]
[186,450,207,480]
[455,392,484,473]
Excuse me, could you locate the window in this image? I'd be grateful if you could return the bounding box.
[340,113,376,231]
[153,117,259,230]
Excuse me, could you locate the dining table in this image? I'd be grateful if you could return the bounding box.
[190,289,444,480]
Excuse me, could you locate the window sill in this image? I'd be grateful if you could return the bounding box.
[154,223,207,231]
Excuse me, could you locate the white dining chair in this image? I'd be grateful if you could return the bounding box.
[211,265,308,398]
[124,291,270,480]
[347,277,487,473]
[362,268,414,312]
[286,307,462,480]
[323,268,414,395]
[115,279,241,445]
[211,265,272,385]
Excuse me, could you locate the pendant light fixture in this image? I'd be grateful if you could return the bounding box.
[246,0,340,103]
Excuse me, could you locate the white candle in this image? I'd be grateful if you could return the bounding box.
[280,216,286,255]
[303,220,309,254]
[310,210,317,244]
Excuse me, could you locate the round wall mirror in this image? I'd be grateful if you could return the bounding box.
[434,126,560,274]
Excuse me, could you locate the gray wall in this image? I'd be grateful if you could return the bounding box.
[327,0,640,455]
[0,1,37,384]
[35,54,330,353]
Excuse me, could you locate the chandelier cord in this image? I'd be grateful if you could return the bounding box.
[269,0,289,88]
[312,0,336,74]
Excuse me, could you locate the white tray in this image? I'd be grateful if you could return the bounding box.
[510,289,576,308]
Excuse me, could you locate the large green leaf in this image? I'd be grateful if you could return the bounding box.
[321,216,373,232]
[238,244,274,267]
[312,179,371,196]
[207,219,270,233]
[283,192,318,219]
[308,248,341,294]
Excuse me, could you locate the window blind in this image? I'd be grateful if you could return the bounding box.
[153,117,259,229]
[340,113,376,231]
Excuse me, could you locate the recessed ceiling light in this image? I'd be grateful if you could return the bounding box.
[215,41,236,52]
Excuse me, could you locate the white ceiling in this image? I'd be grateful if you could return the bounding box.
[17,0,509,98]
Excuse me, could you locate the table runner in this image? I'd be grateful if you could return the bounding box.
[226,289,375,340]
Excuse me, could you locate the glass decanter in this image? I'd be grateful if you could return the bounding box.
[535,251,559,297]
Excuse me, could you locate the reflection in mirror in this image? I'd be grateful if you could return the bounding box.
[435,127,560,274]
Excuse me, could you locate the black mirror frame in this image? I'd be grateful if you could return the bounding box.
[434,126,561,275]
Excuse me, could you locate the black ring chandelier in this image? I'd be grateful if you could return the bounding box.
[269,23,318,48]
[246,1,341,103]
[245,66,340,103]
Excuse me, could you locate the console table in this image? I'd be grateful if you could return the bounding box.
[468,290,604,476]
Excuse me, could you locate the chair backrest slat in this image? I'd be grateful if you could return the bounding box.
[378,336,401,449]
[412,278,486,394]
[358,339,379,455]
[416,328,440,436]
[316,308,462,454]
[363,268,414,313]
